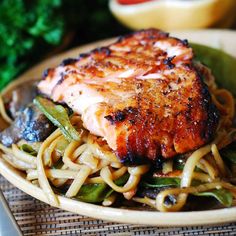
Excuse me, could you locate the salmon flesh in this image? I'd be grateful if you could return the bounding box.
[38,29,219,164]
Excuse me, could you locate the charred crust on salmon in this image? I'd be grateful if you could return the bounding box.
[38,29,220,165]
[43,68,54,79]
[181,39,189,47]
[105,110,126,124]
[55,76,64,86]
[105,107,138,125]
[79,53,90,59]
[91,47,111,56]
[163,56,176,69]
[60,58,78,66]
[120,151,148,166]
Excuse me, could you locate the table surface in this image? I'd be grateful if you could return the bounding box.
[1,175,235,236]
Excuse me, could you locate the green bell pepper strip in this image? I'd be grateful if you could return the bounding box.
[75,173,129,203]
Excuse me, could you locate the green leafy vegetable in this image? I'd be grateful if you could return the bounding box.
[75,183,109,203]
[34,96,82,142]
[191,43,236,96]
[20,144,37,156]
[104,173,130,198]
[174,157,203,172]
[52,159,64,169]
[194,189,233,207]
[75,173,129,203]
[141,176,204,189]
[142,177,233,207]
[142,177,181,188]
[54,138,69,156]
[113,173,130,185]
[221,148,236,164]
[220,141,236,165]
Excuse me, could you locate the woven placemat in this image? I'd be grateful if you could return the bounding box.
[0,175,235,236]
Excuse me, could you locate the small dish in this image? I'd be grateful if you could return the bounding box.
[109,0,236,30]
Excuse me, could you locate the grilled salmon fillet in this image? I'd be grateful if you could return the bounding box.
[38,29,219,164]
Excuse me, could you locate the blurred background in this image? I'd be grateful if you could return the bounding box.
[1,0,236,90]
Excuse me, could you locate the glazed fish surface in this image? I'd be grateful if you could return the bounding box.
[38,29,219,164]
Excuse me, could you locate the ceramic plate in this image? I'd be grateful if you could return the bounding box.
[1,30,236,226]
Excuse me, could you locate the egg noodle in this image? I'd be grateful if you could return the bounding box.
[0,72,236,211]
